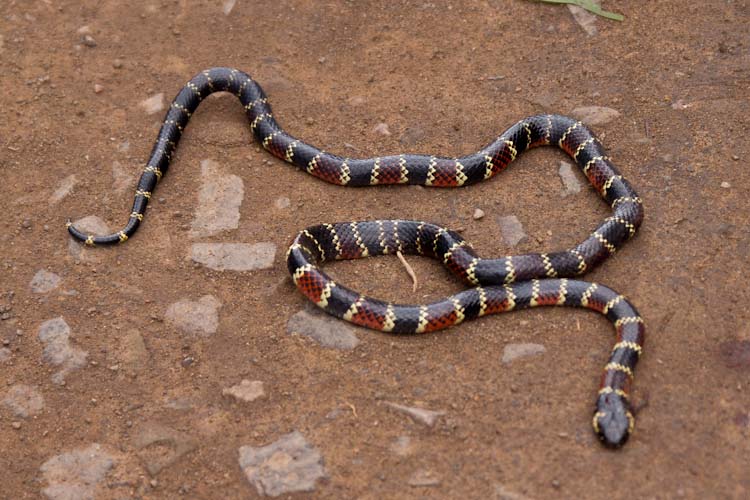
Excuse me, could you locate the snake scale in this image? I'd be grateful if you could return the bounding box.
[68,67,645,447]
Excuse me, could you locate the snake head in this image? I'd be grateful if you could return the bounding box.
[593,391,634,448]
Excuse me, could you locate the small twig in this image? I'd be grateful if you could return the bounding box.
[346,402,358,418]
[396,250,418,292]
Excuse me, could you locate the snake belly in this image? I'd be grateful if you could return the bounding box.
[65,67,646,448]
[287,221,644,448]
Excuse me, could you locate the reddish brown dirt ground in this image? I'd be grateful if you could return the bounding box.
[1,1,749,498]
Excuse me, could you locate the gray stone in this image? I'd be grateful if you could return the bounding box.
[3,384,44,417]
[165,295,221,337]
[569,106,620,126]
[81,34,97,47]
[496,215,527,247]
[139,93,164,115]
[502,343,546,364]
[239,431,327,497]
[494,483,532,500]
[386,402,445,427]
[568,2,599,36]
[372,123,391,136]
[190,159,244,238]
[190,242,276,271]
[473,208,485,220]
[400,126,427,147]
[133,421,197,476]
[286,309,360,350]
[274,196,290,209]
[30,269,62,293]
[0,347,10,362]
[69,215,109,236]
[67,216,110,262]
[222,0,237,15]
[408,469,441,487]
[111,160,134,194]
[223,380,265,402]
[38,317,88,384]
[49,175,77,205]
[40,443,115,500]
[118,330,148,372]
[390,435,414,457]
[558,161,582,197]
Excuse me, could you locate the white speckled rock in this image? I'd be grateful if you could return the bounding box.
[3,384,45,418]
[223,380,265,402]
[386,402,445,427]
[569,106,620,126]
[165,295,222,338]
[37,317,88,384]
[139,93,164,114]
[286,309,360,350]
[190,242,276,271]
[239,431,327,497]
[190,159,244,238]
[502,343,546,364]
[496,215,526,247]
[30,270,62,293]
[40,444,115,500]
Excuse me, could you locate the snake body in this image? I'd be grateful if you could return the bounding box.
[67,67,645,447]
[287,221,643,447]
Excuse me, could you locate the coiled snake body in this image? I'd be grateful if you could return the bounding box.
[68,67,645,447]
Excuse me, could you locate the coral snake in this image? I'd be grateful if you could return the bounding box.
[68,67,645,447]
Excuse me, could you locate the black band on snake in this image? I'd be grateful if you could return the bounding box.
[67,67,645,447]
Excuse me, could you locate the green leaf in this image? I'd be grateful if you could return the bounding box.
[530,0,624,21]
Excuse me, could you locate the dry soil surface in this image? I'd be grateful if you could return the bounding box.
[1,1,749,498]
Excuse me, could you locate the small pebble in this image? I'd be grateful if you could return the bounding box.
[275,196,291,209]
[496,215,527,247]
[473,208,485,220]
[731,155,739,161]
[222,380,265,402]
[502,343,546,364]
[385,402,445,427]
[239,432,326,496]
[93,84,103,93]
[721,181,731,189]
[11,421,21,429]
[112,59,124,69]
[139,93,165,115]
[222,0,237,15]
[287,309,360,350]
[671,99,690,110]
[569,106,620,126]
[372,123,391,136]
[81,35,97,47]
[190,159,243,237]
[21,219,31,229]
